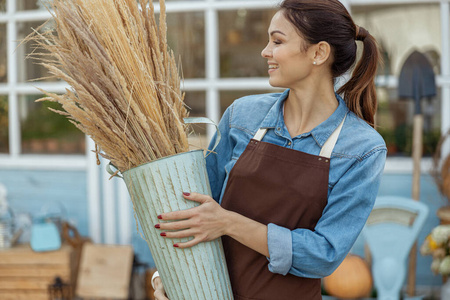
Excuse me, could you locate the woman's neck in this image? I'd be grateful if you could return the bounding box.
[283,80,338,138]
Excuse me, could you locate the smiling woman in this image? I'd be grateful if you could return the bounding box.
[152,1,386,300]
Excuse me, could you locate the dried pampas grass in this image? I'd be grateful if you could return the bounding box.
[26,0,189,172]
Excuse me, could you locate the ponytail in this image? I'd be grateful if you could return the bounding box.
[337,26,380,127]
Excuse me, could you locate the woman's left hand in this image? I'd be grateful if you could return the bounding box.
[155,192,230,248]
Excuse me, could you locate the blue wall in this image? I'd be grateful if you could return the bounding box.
[0,169,444,286]
[0,169,89,237]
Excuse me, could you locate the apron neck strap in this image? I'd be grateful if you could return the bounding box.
[252,114,347,159]
[253,128,268,142]
[319,114,347,159]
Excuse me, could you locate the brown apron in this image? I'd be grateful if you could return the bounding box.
[221,116,345,300]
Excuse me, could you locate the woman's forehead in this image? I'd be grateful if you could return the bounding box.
[268,10,298,36]
[268,11,296,36]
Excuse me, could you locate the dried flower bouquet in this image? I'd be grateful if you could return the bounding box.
[26,0,189,172]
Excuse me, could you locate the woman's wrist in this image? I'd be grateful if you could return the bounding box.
[223,210,239,237]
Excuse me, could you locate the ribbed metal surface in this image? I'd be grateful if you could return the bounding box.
[123,150,233,300]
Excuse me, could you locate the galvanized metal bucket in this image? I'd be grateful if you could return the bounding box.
[108,118,233,300]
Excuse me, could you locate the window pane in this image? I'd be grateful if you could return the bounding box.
[0,24,6,83]
[167,12,205,79]
[0,95,8,153]
[19,95,85,154]
[376,87,441,157]
[351,4,441,76]
[220,89,283,116]
[0,0,5,12]
[17,0,45,11]
[184,91,207,149]
[219,9,276,78]
[17,20,58,83]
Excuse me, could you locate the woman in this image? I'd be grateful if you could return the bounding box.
[153,0,386,299]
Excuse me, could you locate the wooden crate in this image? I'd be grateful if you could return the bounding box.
[0,243,74,300]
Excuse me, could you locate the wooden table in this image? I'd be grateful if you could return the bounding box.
[0,243,74,300]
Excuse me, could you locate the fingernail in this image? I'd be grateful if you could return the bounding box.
[183,192,190,196]
[160,232,166,237]
[155,224,160,229]
[173,243,179,248]
[157,215,162,219]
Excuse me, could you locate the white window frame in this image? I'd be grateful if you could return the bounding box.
[0,0,448,242]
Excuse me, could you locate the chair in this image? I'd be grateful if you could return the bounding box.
[362,196,429,300]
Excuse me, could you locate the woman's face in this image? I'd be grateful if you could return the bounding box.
[261,11,315,89]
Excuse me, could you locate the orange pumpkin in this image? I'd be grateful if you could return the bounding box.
[323,254,373,299]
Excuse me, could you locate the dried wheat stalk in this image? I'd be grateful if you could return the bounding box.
[26,0,189,172]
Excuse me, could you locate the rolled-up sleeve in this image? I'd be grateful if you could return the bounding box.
[266,147,386,277]
[267,223,292,275]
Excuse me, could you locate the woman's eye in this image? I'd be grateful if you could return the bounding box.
[273,40,281,45]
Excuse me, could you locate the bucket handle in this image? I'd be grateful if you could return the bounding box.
[183,117,221,157]
[106,117,221,178]
[106,162,123,179]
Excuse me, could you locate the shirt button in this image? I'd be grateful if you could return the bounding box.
[288,141,292,146]
[277,127,281,131]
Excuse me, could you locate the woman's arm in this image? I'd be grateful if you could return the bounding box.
[155,192,269,257]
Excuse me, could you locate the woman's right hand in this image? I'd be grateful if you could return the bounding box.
[153,276,169,300]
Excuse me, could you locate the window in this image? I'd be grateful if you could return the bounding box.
[17,0,42,11]
[219,9,276,78]
[19,95,85,154]
[376,87,441,156]
[0,23,6,83]
[0,95,8,153]
[17,20,57,83]
[167,12,205,79]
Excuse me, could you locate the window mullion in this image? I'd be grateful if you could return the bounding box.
[7,0,19,157]
[205,1,220,140]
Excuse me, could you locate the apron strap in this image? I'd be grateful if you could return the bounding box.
[253,128,268,142]
[319,114,347,159]
[252,114,347,158]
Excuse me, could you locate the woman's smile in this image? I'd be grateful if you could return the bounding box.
[268,63,279,73]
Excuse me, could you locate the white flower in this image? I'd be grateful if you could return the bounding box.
[431,225,450,244]
[440,256,450,275]
[432,258,442,274]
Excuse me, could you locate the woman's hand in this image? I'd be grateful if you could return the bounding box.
[153,277,169,300]
[155,192,230,248]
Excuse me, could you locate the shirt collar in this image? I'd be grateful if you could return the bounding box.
[259,89,349,147]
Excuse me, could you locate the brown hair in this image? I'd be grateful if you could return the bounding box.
[280,0,380,126]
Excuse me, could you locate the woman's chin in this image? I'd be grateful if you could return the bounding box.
[268,78,286,89]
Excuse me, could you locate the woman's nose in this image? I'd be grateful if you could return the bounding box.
[261,44,271,58]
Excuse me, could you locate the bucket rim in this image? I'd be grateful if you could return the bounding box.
[122,149,205,175]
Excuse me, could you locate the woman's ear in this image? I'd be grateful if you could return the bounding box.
[312,41,331,66]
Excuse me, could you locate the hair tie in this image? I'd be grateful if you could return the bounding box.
[355,25,369,41]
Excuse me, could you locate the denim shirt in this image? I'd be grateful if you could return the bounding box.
[205,89,387,278]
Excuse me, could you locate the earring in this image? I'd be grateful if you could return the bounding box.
[313,61,317,65]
